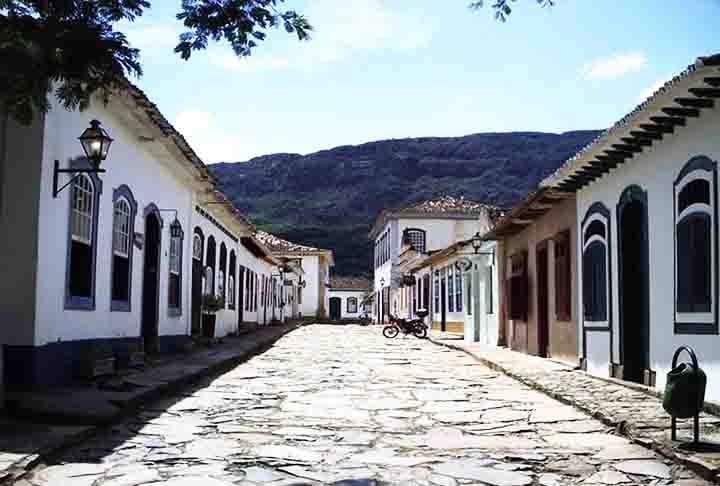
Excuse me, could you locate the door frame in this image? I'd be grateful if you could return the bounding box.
[238,266,245,327]
[141,204,163,353]
[536,241,550,358]
[329,297,342,320]
[191,227,204,335]
[616,184,651,382]
[441,274,447,332]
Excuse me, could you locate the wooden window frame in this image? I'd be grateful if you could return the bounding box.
[110,185,137,312]
[168,224,184,316]
[508,251,528,320]
[347,297,358,314]
[554,229,572,322]
[674,156,718,335]
[65,159,102,311]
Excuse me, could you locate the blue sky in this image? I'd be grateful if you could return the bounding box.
[121,0,720,163]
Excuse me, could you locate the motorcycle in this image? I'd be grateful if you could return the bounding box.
[383,310,429,339]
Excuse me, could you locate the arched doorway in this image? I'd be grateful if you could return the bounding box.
[142,206,163,353]
[191,228,204,335]
[329,297,342,320]
[617,185,650,384]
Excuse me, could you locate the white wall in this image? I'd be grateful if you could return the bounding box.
[577,107,720,401]
[464,241,499,345]
[0,109,44,347]
[33,100,198,346]
[327,289,367,319]
[191,212,245,337]
[286,254,330,319]
[374,217,486,297]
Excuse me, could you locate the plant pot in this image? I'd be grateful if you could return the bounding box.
[202,314,217,338]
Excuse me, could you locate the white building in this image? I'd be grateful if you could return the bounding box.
[542,53,720,401]
[327,277,371,321]
[369,196,502,325]
[255,231,334,320]
[401,238,499,342]
[0,81,303,391]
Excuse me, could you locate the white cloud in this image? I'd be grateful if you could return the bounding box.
[210,0,432,73]
[637,77,669,104]
[580,52,647,81]
[174,110,259,163]
[122,21,182,50]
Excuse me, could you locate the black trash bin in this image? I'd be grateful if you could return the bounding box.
[663,345,706,443]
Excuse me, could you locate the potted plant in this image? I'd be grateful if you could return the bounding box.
[202,294,225,338]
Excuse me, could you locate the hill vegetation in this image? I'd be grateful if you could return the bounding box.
[211,130,601,277]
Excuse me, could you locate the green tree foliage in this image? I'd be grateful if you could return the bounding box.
[0,0,312,124]
[469,0,554,22]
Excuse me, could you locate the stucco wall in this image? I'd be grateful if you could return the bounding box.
[327,290,367,319]
[0,110,44,347]
[33,100,197,346]
[298,255,319,318]
[501,197,578,364]
[577,106,720,401]
[190,212,245,336]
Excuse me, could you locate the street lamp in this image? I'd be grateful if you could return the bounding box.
[53,119,113,198]
[170,218,183,238]
[471,232,483,254]
[79,119,114,168]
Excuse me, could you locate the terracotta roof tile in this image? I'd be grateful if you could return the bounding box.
[330,277,371,290]
[542,53,720,188]
[402,196,502,217]
[254,230,330,254]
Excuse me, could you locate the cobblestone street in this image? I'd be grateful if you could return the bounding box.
[24,326,711,486]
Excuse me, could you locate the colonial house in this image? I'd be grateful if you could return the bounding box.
[0,81,307,391]
[541,53,720,400]
[255,231,334,320]
[369,196,502,324]
[327,277,371,321]
[406,237,499,343]
[484,188,579,365]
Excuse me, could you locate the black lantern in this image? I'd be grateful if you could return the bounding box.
[53,119,112,198]
[170,218,183,238]
[79,119,114,169]
[472,232,483,254]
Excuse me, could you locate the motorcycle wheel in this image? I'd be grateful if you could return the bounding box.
[383,325,400,339]
[413,326,428,339]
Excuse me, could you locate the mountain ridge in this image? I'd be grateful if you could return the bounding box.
[211,130,602,277]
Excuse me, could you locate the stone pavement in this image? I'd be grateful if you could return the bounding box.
[17,325,713,486]
[429,331,720,484]
[0,324,299,484]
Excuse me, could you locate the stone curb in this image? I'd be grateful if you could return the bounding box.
[0,324,302,486]
[427,337,720,484]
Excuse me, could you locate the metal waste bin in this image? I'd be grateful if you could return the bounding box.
[663,345,706,443]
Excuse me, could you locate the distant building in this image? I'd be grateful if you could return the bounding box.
[327,277,371,321]
[403,237,500,342]
[369,196,502,325]
[255,231,334,320]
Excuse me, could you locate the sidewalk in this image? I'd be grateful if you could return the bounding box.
[429,331,720,484]
[0,323,300,484]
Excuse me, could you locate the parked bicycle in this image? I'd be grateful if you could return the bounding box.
[382,310,429,339]
[358,312,372,326]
